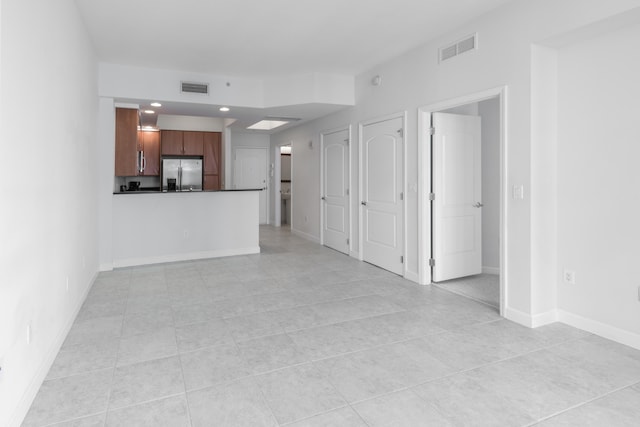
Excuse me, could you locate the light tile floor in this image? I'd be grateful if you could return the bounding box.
[435,273,500,308]
[23,226,640,426]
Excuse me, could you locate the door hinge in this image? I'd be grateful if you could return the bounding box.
[429,258,435,267]
[344,138,349,144]
[429,193,435,201]
[347,238,350,245]
[346,188,349,196]
[397,128,404,137]
[429,127,435,136]
[401,256,404,264]
[400,192,404,201]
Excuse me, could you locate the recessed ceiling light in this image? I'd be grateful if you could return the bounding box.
[150,102,161,107]
[144,110,155,114]
[247,120,289,131]
[219,106,230,112]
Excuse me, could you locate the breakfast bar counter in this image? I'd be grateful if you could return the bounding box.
[111,190,261,268]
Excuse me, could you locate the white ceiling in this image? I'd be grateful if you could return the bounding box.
[75,0,516,129]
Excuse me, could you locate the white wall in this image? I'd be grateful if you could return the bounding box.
[112,192,260,267]
[0,1,99,425]
[99,63,354,109]
[156,115,225,131]
[556,23,640,341]
[281,155,292,181]
[270,0,640,327]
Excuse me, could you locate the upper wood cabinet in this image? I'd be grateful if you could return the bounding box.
[161,130,183,155]
[203,132,222,190]
[183,131,204,156]
[203,132,221,175]
[115,108,139,176]
[161,130,204,155]
[138,130,160,176]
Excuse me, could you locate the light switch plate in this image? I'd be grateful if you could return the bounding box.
[512,185,524,200]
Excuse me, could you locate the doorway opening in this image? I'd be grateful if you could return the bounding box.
[280,145,292,228]
[419,87,506,315]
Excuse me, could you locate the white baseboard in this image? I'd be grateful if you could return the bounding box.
[404,270,420,283]
[10,271,98,427]
[99,263,113,272]
[557,310,640,351]
[482,266,500,275]
[350,251,361,261]
[112,247,261,268]
[291,228,320,244]
[504,306,557,328]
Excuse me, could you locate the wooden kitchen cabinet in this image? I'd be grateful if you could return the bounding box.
[203,132,222,190]
[161,130,183,155]
[203,174,220,191]
[161,130,204,155]
[183,131,204,155]
[138,130,160,176]
[115,108,139,176]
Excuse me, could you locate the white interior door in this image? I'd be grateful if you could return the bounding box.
[432,112,482,282]
[234,148,268,224]
[362,117,403,275]
[322,129,349,254]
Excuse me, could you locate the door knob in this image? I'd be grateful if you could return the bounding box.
[473,202,484,208]
[321,196,326,200]
[361,201,367,206]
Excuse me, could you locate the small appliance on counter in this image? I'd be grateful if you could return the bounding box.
[127,181,140,191]
[162,158,203,192]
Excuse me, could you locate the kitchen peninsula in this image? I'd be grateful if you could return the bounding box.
[112,190,261,267]
[111,107,261,268]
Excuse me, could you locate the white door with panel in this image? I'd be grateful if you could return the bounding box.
[322,129,350,254]
[234,148,268,224]
[432,112,482,282]
[362,117,404,275]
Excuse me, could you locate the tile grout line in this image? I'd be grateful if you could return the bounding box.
[173,293,195,427]
[523,379,640,426]
[99,277,132,425]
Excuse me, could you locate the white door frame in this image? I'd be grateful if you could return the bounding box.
[418,86,508,316]
[358,111,408,276]
[320,125,352,251]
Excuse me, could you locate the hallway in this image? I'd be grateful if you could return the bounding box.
[23,226,640,426]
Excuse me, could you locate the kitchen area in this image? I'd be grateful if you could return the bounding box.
[109,106,261,268]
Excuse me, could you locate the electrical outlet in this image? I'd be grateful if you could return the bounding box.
[563,269,576,285]
[66,276,69,292]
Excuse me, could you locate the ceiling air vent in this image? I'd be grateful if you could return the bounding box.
[181,81,209,95]
[439,33,477,63]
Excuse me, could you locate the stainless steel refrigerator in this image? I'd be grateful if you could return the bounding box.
[162,158,203,191]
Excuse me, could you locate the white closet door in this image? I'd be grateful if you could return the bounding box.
[362,117,403,275]
[432,112,482,281]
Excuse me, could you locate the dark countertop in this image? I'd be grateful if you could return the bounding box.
[114,188,263,195]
